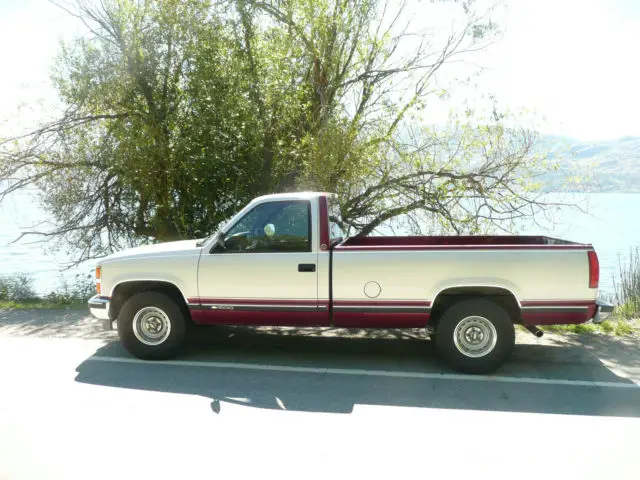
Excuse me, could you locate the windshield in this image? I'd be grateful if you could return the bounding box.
[195,208,247,247]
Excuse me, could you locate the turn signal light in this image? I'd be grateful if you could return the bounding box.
[96,266,102,294]
[588,250,599,289]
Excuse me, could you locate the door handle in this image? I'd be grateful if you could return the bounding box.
[298,263,316,272]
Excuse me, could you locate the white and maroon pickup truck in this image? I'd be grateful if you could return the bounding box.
[88,191,613,373]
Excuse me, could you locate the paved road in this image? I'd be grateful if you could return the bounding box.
[1,311,640,479]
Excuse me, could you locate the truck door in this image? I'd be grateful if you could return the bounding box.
[194,199,328,326]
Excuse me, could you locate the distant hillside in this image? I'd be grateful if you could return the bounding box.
[538,136,640,192]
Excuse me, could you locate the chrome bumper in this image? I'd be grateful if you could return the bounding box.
[592,299,614,324]
[88,295,112,330]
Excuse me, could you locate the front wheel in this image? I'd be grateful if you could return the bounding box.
[435,298,515,374]
[117,292,187,360]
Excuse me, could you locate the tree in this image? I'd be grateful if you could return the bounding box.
[238,0,559,236]
[1,0,264,260]
[0,0,563,264]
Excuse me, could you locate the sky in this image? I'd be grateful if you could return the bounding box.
[484,0,640,141]
[0,0,639,141]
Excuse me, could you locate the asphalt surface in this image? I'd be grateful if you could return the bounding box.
[1,310,640,479]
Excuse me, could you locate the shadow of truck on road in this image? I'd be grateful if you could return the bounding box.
[74,326,640,417]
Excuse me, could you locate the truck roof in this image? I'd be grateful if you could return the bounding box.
[251,191,327,202]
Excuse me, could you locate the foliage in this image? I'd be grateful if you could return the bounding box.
[0,272,93,307]
[0,274,37,302]
[0,300,87,310]
[542,322,597,335]
[614,247,640,319]
[541,318,636,337]
[44,273,96,305]
[609,318,635,336]
[0,0,565,262]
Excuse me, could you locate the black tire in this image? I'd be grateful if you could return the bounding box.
[434,298,515,374]
[117,291,187,360]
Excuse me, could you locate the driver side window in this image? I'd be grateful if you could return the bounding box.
[221,200,311,253]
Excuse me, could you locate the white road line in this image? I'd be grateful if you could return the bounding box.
[86,355,640,389]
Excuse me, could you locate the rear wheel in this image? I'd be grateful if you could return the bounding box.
[435,298,515,374]
[117,291,186,359]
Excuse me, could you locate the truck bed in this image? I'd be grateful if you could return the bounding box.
[337,235,588,250]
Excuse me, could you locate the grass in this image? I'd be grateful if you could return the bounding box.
[613,299,640,321]
[0,300,87,310]
[542,294,639,337]
[613,247,640,320]
[542,315,637,337]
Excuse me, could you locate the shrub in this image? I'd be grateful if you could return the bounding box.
[613,247,640,319]
[44,273,95,305]
[0,274,37,302]
[0,272,94,307]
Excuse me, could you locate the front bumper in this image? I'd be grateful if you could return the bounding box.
[592,299,614,324]
[88,295,113,330]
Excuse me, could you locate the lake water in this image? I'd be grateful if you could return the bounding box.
[1,190,639,296]
[516,192,640,296]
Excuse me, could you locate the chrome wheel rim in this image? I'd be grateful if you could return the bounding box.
[453,316,497,358]
[132,307,171,346]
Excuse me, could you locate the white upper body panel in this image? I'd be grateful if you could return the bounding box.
[99,239,202,301]
[331,248,596,304]
[95,191,597,307]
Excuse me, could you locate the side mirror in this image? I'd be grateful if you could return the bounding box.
[216,232,226,249]
[210,231,227,253]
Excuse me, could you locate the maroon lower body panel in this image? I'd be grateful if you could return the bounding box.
[190,309,329,326]
[332,311,430,328]
[188,298,431,328]
[188,298,330,327]
[188,298,596,328]
[521,301,597,326]
[332,300,431,328]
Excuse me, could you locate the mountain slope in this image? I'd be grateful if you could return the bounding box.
[538,136,640,192]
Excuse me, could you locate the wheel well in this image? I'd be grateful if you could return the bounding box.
[109,281,191,322]
[429,287,522,328]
